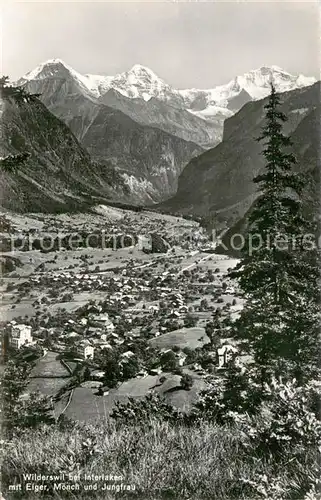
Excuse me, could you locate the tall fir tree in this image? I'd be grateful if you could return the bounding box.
[230,83,320,383]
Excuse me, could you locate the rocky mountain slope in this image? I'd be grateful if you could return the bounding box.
[18,60,203,202]
[0,86,129,213]
[158,82,320,231]
[98,89,222,147]
[76,105,203,203]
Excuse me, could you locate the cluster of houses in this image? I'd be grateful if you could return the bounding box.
[7,318,242,371]
[5,212,245,378]
[28,267,157,304]
[166,292,189,317]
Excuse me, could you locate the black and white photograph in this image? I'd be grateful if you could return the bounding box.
[0,1,320,499]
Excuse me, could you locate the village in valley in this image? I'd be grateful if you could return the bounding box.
[0,206,246,421]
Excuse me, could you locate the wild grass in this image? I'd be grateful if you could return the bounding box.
[2,418,317,499]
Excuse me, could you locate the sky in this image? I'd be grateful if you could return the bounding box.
[2,1,320,88]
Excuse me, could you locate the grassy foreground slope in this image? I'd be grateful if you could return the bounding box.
[4,418,317,500]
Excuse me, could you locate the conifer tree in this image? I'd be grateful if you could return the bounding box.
[231,84,320,383]
[0,75,41,103]
[0,152,30,173]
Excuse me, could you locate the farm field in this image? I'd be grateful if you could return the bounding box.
[0,303,36,322]
[65,370,208,422]
[30,351,70,377]
[27,351,72,401]
[150,327,210,350]
[65,376,162,422]
[160,376,207,413]
[196,255,240,273]
[27,376,69,397]
[64,387,129,421]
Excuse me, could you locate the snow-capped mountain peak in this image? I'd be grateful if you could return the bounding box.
[296,74,317,87]
[20,59,111,98]
[128,63,158,76]
[23,58,72,81]
[235,66,293,89]
[110,64,175,101]
[179,65,317,119]
[231,65,317,99]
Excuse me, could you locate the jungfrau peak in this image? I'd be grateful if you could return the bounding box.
[231,65,316,100]
[180,65,317,118]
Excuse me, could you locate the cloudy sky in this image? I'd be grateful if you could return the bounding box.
[2,1,320,88]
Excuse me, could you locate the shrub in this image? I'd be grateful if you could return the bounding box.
[192,378,226,423]
[160,350,177,371]
[200,298,209,310]
[184,313,198,328]
[234,378,321,458]
[110,393,182,425]
[2,359,55,436]
[180,374,194,391]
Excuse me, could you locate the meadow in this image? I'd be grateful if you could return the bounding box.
[64,369,207,422]
[149,327,209,350]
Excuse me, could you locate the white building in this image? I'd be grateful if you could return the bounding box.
[77,342,95,360]
[149,305,159,313]
[138,234,152,251]
[121,350,135,359]
[177,353,187,366]
[10,323,33,349]
[217,344,238,369]
[100,342,113,350]
[84,345,94,359]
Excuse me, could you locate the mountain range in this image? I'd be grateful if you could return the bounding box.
[17,60,315,203]
[2,60,317,214]
[19,59,315,117]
